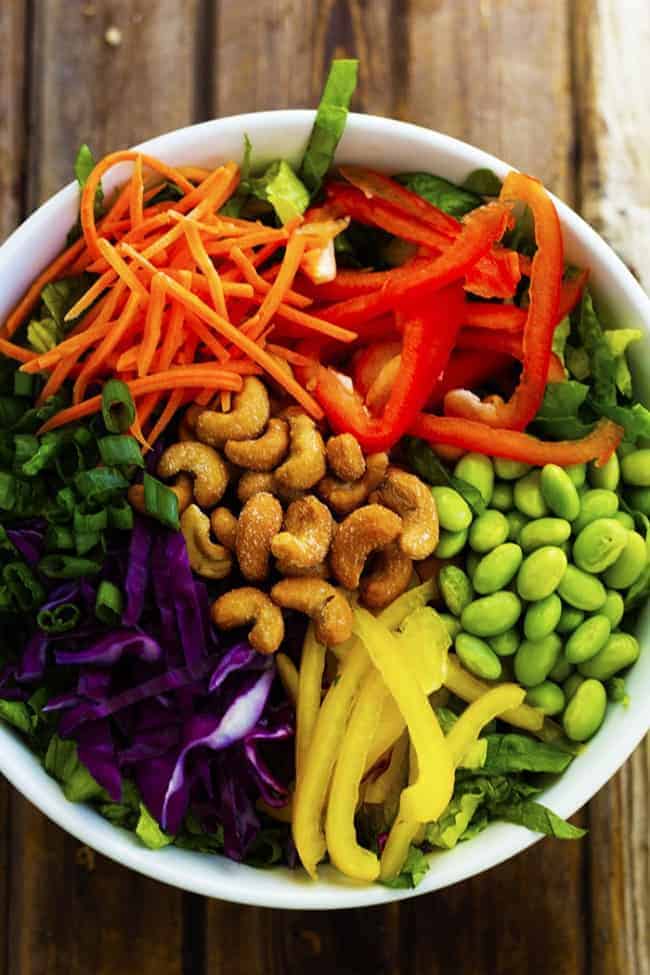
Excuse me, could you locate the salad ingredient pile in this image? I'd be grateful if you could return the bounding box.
[1,59,649,889]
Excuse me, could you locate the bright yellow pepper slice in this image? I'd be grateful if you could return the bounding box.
[292,637,369,878]
[377,577,437,631]
[275,653,299,707]
[295,623,326,780]
[364,731,409,805]
[325,668,386,881]
[363,695,405,778]
[445,684,525,766]
[444,655,544,733]
[353,607,454,825]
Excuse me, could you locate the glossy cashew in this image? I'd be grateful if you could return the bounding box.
[271,495,333,570]
[330,504,403,589]
[360,543,413,610]
[127,473,193,515]
[180,504,232,579]
[210,507,238,551]
[326,433,366,482]
[370,466,439,560]
[211,587,285,655]
[271,578,353,646]
[317,452,388,516]
[236,491,283,582]
[196,377,270,447]
[274,411,326,492]
[157,441,229,508]
[224,417,289,471]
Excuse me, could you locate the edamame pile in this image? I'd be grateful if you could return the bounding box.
[433,449,649,742]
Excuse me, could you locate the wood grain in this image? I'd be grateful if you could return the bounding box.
[28,0,200,206]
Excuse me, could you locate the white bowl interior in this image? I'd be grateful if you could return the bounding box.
[1,111,649,909]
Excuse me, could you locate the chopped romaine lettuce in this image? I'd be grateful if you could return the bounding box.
[300,59,358,196]
[395,172,483,217]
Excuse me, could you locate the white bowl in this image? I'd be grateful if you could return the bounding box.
[1,111,649,910]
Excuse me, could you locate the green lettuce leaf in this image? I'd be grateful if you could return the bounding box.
[589,399,650,442]
[41,275,93,328]
[491,800,586,839]
[481,734,574,775]
[44,734,107,802]
[300,59,359,196]
[462,168,503,197]
[27,318,61,354]
[252,160,310,224]
[552,317,571,366]
[574,291,617,405]
[403,437,487,516]
[426,793,484,850]
[532,381,595,440]
[0,699,33,735]
[136,803,174,849]
[382,845,430,889]
[98,780,141,828]
[395,172,483,217]
[603,330,642,399]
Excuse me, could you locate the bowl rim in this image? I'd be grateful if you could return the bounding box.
[1,109,649,910]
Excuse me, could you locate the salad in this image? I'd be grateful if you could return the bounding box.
[1,58,649,889]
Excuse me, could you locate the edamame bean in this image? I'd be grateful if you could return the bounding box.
[494,458,531,480]
[439,565,474,617]
[557,565,607,611]
[506,510,529,543]
[578,632,640,679]
[431,486,473,532]
[473,543,523,595]
[519,517,572,552]
[540,464,581,521]
[489,627,520,657]
[618,442,636,458]
[566,463,587,488]
[439,613,462,640]
[556,605,585,634]
[435,528,469,558]
[549,650,573,683]
[455,632,502,680]
[454,453,494,505]
[465,551,480,578]
[563,678,607,741]
[606,676,628,703]
[572,517,629,574]
[589,453,620,491]
[601,590,624,629]
[517,546,568,601]
[625,486,650,516]
[514,471,549,519]
[525,680,565,716]
[514,633,562,687]
[461,592,522,637]
[563,673,585,702]
[565,614,611,664]
[621,448,650,487]
[469,509,509,553]
[603,531,648,589]
[491,482,514,511]
[523,593,562,641]
[613,511,635,531]
[572,489,619,534]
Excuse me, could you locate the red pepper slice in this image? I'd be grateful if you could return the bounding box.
[410,413,623,467]
[316,202,512,331]
[456,327,565,383]
[444,172,563,430]
[352,340,403,397]
[312,283,466,453]
[427,349,513,408]
[339,166,461,237]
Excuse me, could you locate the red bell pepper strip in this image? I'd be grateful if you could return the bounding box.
[316,202,512,332]
[444,172,563,430]
[464,246,521,298]
[295,258,431,302]
[339,166,461,237]
[410,413,624,467]
[427,349,513,408]
[312,283,466,453]
[352,340,403,397]
[457,327,566,383]
[462,268,588,332]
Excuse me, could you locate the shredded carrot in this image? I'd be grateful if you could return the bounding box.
[250,294,357,344]
[95,239,149,305]
[230,246,312,308]
[147,388,185,445]
[244,235,307,338]
[73,292,141,403]
[0,337,36,364]
[138,273,166,377]
[37,354,79,405]
[129,155,145,229]
[20,317,117,374]
[205,228,289,257]
[180,218,230,330]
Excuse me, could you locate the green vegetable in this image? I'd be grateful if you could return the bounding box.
[473,543,523,595]
[455,632,502,681]
[573,489,619,534]
[523,593,562,642]
[540,464,581,521]
[439,565,474,616]
[38,553,103,578]
[557,565,607,612]
[98,434,144,469]
[404,437,486,516]
[37,601,81,634]
[74,144,103,205]
[514,634,562,688]
[435,528,468,558]
[565,615,611,664]
[621,448,650,487]
[533,381,593,441]
[481,734,572,775]
[578,632,640,680]
[136,803,174,849]
[491,799,585,839]
[454,453,494,506]
[562,678,607,742]
[519,517,571,552]
[425,793,484,849]
[395,172,483,217]
[517,546,567,602]
[603,531,647,588]
[27,318,61,354]
[246,159,310,225]
[381,844,429,889]
[468,509,509,553]
[430,485,473,532]
[525,681,565,716]
[2,561,45,610]
[300,59,359,196]
[143,473,180,531]
[45,735,107,802]
[95,579,123,625]
[514,470,549,519]
[460,591,522,638]
[101,378,136,433]
[461,168,503,196]
[572,518,628,573]
[0,699,33,735]
[74,467,129,504]
[574,291,617,406]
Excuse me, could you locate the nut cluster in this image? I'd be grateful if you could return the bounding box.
[131,378,439,654]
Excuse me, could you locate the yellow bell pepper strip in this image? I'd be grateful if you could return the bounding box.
[395,606,450,694]
[445,684,525,767]
[377,577,437,631]
[363,695,405,777]
[275,653,299,707]
[353,607,454,824]
[292,638,369,877]
[295,623,326,779]
[364,732,409,805]
[325,669,386,881]
[379,744,425,882]
[444,655,544,734]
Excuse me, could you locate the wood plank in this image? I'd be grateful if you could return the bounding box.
[28,0,200,205]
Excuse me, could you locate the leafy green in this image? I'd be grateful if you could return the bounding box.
[0,699,33,735]
[590,399,650,442]
[382,845,430,889]
[574,292,617,405]
[491,801,586,839]
[136,803,174,849]
[44,735,107,802]
[481,734,573,775]
[300,59,359,196]
[27,318,60,354]
[98,780,141,828]
[425,793,484,850]
[503,204,536,257]
[175,818,225,854]
[462,168,503,196]
[532,381,594,440]
[26,275,93,352]
[248,160,310,225]
[552,317,571,366]
[395,172,482,217]
[602,330,642,399]
[404,436,487,516]
[73,144,103,212]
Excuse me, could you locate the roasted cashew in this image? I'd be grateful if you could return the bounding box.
[326,433,366,482]
[271,495,333,570]
[128,473,193,515]
[274,411,326,492]
[237,471,276,504]
[178,404,204,442]
[330,504,403,589]
[236,491,283,582]
[317,452,389,516]
[370,466,439,560]
[224,417,289,472]
[157,441,229,509]
[275,557,330,579]
[211,587,284,655]
[210,507,238,551]
[180,504,232,579]
[271,578,353,646]
[359,543,413,610]
[196,377,270,447]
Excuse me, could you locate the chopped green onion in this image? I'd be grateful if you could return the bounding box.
[0,473,16,511]
[37,602,81,634]
[13,434,39,468]
[143,473,180,530]
[75,530,102,556]
[102,379,136,434]
[98,434,144,469]
[74,467,128,504]
[0,397,25,430]
[95,580,123,625]
[46,525,75,551]
[108,498,134,531]
[0,586,12,611]
[73,427,94,448]
[2,562,46,611]
[73,506,108,535]
[13,372,37,398]
[54,440,84,481]
[13,390,68,434]
[55,486,76,515]
[22,435,61,477]
[38,553,103,579]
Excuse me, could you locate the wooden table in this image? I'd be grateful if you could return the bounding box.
[1,2,648,972]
